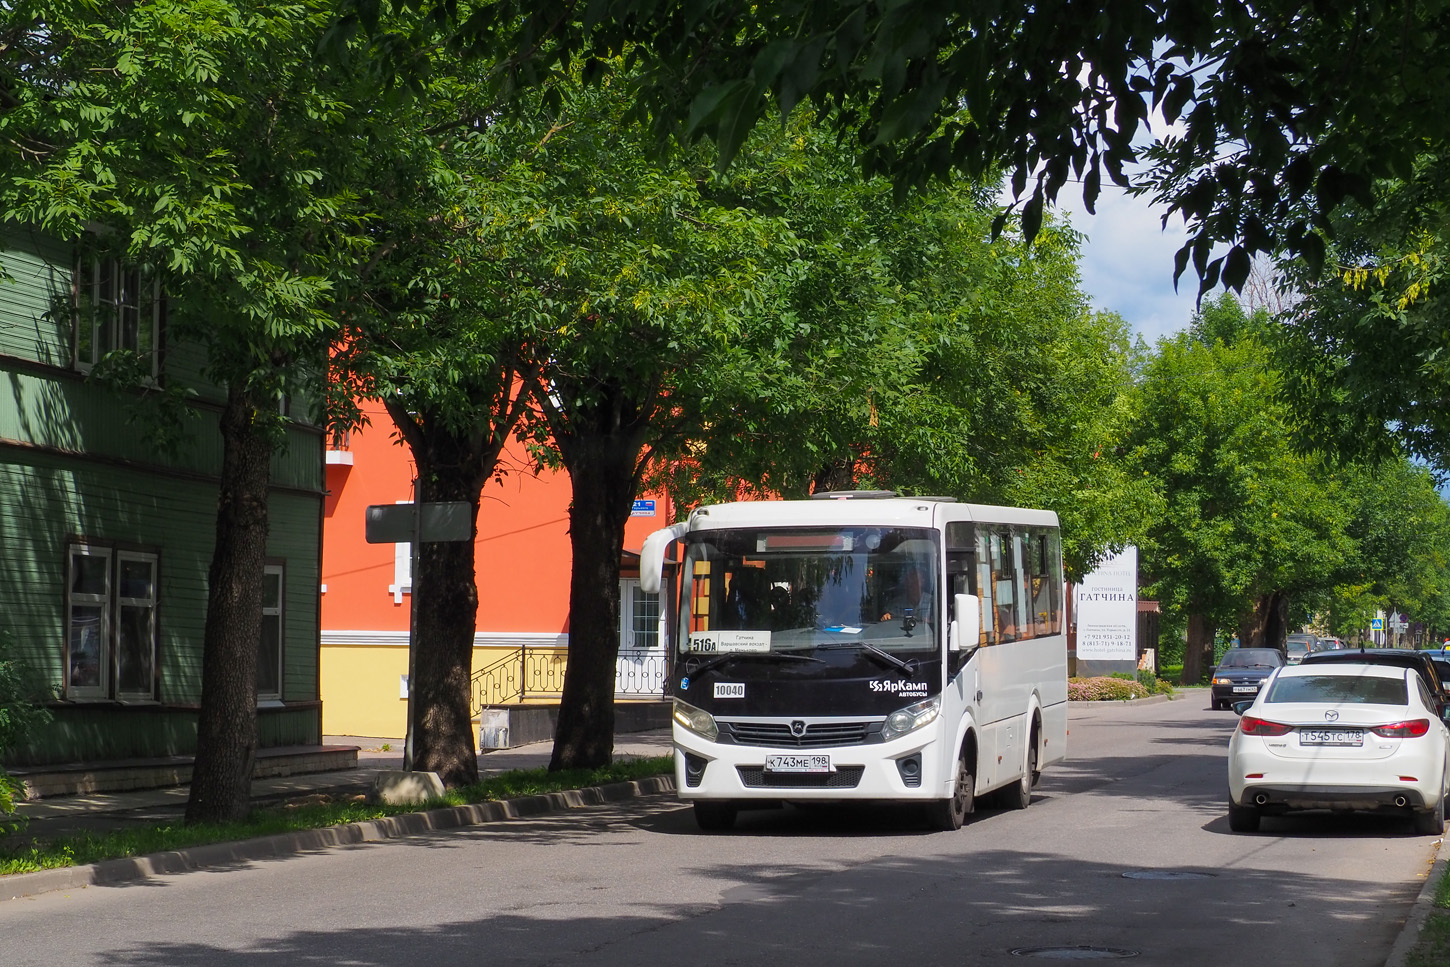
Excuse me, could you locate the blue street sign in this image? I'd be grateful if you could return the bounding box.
[631,499,656,517]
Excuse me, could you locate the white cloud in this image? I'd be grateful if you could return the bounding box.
[1051,184,1208,344]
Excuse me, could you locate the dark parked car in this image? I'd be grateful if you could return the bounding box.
[1285,633,1318,664]
[1210,648,1286,710]
[1429,655,1450,693]
[1299,648,1450,715]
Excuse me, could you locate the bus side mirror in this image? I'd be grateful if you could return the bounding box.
[951,593,980,653]
[639,523,688,594]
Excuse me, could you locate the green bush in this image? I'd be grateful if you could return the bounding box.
[1137,669,1174,694]
[1,630,52,836]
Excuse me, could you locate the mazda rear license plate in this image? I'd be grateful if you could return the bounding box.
[1299,729,1364,747]
[764,754,832,774]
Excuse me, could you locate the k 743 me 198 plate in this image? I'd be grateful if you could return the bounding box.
[764,754,832,774]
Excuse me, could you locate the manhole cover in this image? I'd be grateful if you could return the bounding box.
[1121,870,1215,880]
[1010,947,1140,960]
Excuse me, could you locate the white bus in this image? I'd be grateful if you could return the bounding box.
[640,491,1068,831]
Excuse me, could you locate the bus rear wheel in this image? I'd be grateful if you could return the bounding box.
[928,754,974,831]
[693,801,738,832]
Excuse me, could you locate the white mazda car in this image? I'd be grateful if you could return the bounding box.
[1227,662,1450,834]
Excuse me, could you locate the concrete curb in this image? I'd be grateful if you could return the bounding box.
[1068,692,1179,707]
[1385,832,1449,967]
[3,775,676,902]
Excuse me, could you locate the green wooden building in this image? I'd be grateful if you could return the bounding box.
[0,226,324,767]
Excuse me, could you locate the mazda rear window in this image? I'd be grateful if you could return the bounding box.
[1266,675,1408,706]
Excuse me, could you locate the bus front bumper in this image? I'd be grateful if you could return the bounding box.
[672,726,948,802]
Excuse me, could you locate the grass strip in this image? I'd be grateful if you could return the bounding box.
[0,754,673,877]
[1405,845,1450,967]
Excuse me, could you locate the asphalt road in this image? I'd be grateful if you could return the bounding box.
[0,695,1440,966]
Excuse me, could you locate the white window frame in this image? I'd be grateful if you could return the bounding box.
[114,551,159,701]
[258,564,285,702]
[65,544,160,702]
[66,544,113,700]
[73,255,162,377]
[619,579,662,656]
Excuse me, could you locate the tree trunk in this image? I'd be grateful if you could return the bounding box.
[811,459,856,494]
[550,435,639,771]
[410,456,484,788]
[1181,613,1217,687]
[186,384,272,824]
[1262,591,1290,653]
[1238,592,1290,654]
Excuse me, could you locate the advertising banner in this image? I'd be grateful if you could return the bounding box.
[1076,547,1138,661]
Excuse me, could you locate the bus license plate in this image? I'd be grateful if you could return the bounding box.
[764,754,832,774]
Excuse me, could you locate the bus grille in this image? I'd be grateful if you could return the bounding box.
[736,766,865,788]
[724,721,876,748]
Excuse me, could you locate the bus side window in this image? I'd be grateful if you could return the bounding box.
[1046,530,1064,634]
[1024,531,1048,637]
[1011,530,1031,638]
[989,529,1021,643]
[1027,528,1063,636]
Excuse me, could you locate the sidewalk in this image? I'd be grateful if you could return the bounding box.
[10,730,675,847]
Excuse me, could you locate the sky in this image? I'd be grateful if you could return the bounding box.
[1048,183,1208,344]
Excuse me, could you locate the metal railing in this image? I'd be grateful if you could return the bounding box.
[470,646,668,714]
[615,650,670,698]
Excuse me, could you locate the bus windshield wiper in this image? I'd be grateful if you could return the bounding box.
[814,642,915,673]
[686,650,825,676]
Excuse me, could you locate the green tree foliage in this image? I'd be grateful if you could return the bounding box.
[650,129,1154,579]
[1128,295,1355,683]
[1275,166,1450,468]
[1315,461,1450,640]
[345,1,1450,479]
[489,84,801,771]
[0,0,419,821]
[339,0,1450,293]
[328,73,542,787]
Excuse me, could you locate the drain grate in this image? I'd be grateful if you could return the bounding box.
[1121,870,1215,881]
[1010,946,1140,960]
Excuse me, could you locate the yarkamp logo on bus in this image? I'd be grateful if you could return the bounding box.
[869,679,931,695]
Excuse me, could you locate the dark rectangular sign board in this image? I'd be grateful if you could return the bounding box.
[365,502,473,544]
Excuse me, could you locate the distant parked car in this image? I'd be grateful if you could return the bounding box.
[1211,648,1286,710]
[1227,663,1450,834]
[1286,633,1318,665]
[1317,636,1346,651]
[1299,648,1450,716]
[1430,656,1450,693]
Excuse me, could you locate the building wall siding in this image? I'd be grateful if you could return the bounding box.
[3,226,329,766]
[0,229,72,365]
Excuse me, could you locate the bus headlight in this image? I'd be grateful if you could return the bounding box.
[881,696,940,741]
[673,699,719,742]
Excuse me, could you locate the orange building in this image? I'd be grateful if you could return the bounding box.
[320,400,673,739]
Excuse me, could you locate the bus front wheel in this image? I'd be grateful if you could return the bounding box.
[693,801,738,832]
[928,754,975,831]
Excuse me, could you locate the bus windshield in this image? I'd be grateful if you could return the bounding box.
[679,527,941,657]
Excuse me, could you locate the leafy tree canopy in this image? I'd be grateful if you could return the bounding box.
[336,0,1450,296]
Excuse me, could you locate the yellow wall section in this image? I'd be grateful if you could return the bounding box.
[320,644,573,738]
[320,645,409,738]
